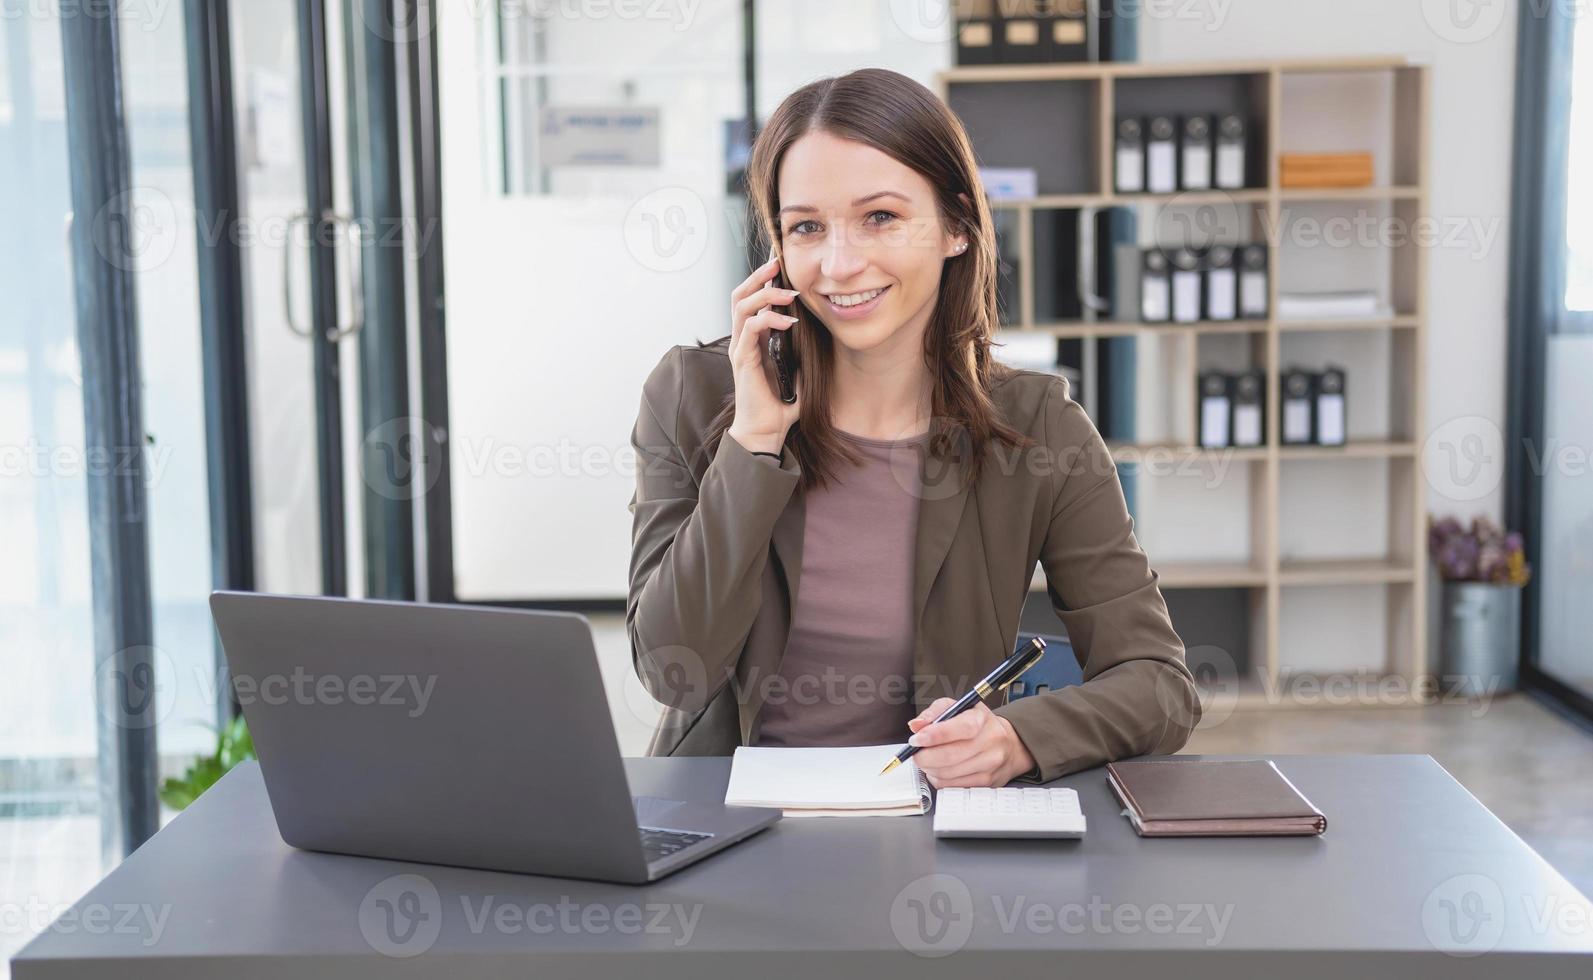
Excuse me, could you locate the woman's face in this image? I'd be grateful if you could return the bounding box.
[776,131,965,358]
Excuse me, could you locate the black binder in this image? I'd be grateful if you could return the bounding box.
[1199,372,1232,448]
[1180,114,1213,191]
[954,0,1000,65]
[1281,368,1316,445]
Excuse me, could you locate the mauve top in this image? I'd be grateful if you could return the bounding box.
[753,427,931,748]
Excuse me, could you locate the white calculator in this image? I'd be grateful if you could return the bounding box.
[932,786,1087,838]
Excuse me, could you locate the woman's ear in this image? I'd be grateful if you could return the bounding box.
[950,192,974,255]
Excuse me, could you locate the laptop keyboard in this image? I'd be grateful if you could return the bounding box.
[638,826,712,862]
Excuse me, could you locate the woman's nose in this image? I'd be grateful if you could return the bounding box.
[819,237,868,283]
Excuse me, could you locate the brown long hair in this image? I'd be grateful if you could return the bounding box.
[697,67,1033,492]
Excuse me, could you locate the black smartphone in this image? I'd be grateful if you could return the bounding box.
[766,256,800,404]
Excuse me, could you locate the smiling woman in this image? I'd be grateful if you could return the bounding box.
[626,68,1200,789]
[718,69,1027,494]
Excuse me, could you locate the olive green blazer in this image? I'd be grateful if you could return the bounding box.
[626,340,1201,783]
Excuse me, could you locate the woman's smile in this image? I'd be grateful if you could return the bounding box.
[820,283,892,320]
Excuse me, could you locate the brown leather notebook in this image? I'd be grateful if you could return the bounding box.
[1106,759,1327,837]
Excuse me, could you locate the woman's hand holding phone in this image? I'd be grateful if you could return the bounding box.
[726,254,801,456]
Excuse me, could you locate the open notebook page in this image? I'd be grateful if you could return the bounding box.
[724,744,932,817]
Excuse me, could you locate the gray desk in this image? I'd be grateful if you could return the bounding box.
[13,754,1593,979]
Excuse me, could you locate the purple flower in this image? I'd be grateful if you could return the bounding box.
[1428,513,1529,582]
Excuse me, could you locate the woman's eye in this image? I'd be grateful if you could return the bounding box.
[786,211,898,238]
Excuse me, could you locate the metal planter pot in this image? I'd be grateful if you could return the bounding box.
[1438,582,1522,698]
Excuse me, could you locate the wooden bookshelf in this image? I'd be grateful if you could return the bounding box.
[940,57,1432,709]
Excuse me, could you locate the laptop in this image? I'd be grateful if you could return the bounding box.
[208,591,780,884]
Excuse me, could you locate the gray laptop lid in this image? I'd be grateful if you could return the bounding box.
[208,591,649,881]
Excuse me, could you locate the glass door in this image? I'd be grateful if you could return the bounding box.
[229,0,367,597]
[1532,12,1593,708]
[0,7,106,963]
[432,0,752,602]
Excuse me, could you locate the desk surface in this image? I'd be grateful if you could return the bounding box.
[12,754,1593,979]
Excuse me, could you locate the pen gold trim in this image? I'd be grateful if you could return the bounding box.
[879,637,1047,775]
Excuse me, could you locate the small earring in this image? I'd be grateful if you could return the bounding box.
[954,242,967,253]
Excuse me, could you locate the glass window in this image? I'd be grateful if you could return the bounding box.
[1539,11,1593,702]
[0,7,104,965]
[119,0,221,809]
[1565,10,1593,311]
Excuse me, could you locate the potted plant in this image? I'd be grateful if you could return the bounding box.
[1428,515,1532,698]
[159,713,255,811]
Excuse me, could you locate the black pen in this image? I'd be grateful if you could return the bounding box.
[879,636,1047,775]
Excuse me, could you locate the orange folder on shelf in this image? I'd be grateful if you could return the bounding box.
[1280,152,1375,188]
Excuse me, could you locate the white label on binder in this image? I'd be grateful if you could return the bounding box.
[1116,146,1144,193]
[1283,399,1312,442]
[1172,271,1201,322]
[1217,143,1245,189]
[1317,394,1346,445]
[1147,142,1176,194]
[1241,270,1268,318]
[1234,404,1262,446]
[1207,268,1236,320]
[1141,278,1170,321]
[1200,397,1231,448]
[1182,145,1211,190]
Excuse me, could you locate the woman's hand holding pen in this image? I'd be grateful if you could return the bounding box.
[726,253,801,456]
[906,698,1037,788]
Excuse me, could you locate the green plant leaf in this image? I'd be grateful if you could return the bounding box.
[161,716,257,811]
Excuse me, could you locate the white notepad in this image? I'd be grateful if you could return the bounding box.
[723,744,933,817]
